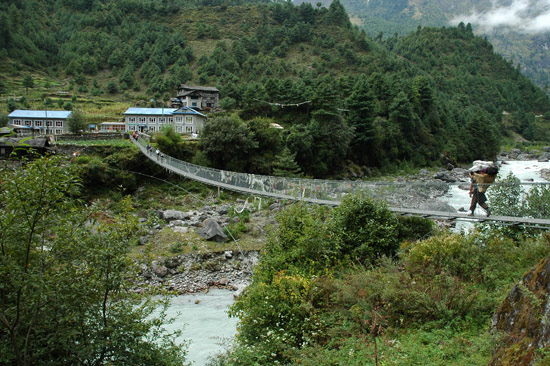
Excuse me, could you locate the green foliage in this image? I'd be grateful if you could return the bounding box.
[272,147,303,177]
[224,207,251,239]
[199,114,259,172]
[67,109,86,133]
[328,195,400,264]
[22,74,34,95]
[74,147,151,193]
[153,125,195,160]
[397,215,434,242]
[487,172,550,238]
[0,156,186,365]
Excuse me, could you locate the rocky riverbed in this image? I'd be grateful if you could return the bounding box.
[137,249,259,295]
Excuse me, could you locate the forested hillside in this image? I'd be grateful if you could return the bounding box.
[1,0,550,177]
[322,0,550,93]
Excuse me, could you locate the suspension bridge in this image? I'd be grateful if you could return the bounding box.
[133,137,550,230]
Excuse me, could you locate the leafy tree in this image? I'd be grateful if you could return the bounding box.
[0,156,186,366]
[199,115,258,171]
[22,75,34,96]
[67,110,86,132]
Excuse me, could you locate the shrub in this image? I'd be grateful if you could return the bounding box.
[328,195,400,265]
[406,231,483,280]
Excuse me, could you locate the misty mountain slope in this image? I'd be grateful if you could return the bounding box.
[299,0,550,91]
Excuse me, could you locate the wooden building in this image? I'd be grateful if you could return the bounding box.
[173,84,220,110]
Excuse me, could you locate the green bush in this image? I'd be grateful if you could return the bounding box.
[397,215,434,242]
[328,195,400,264]
[406,231,483,280]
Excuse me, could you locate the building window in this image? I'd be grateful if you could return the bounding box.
[159,117,165,124]
[176,117,182,123]
[176,126,182,132]
[25,120,32,127]
[128,117,136,123]
[56,129,63,135]
[13,119,21,125]
[139,117,146,123]
[192,102,197,107]
[186,116,193,124]
[35,121,42,127]
[168,118,174,123]
[185,126,193,133]
[149,118,156,124]
[46,121,53,127]
[56,121,63,127]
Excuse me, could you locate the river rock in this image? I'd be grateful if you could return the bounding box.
[216,204,230,215]
[538,152,550,162]
[541,169,550,181]
[164,257,182,269]
[161,209,190,221]
[490,256,550,366]
[172,226,189,234]
[433,171,457,183]
[152,261,168,277]
[197,219,228,242]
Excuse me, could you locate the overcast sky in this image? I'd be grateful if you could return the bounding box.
[451,0,550,34]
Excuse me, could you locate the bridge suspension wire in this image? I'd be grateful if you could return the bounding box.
[132,137,550,229]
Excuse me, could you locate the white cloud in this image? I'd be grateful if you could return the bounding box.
[451,0,550,34]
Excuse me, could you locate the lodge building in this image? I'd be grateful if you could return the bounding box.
[123,106,207,134]
[7,110,73,135]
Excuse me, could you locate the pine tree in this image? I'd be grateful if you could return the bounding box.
[272,147,303,177]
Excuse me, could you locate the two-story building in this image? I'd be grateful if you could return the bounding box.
[173,85,220,110]
[8,110,73,136]
[123,107,206,134]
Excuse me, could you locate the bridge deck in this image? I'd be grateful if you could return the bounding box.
[133,138,550,230]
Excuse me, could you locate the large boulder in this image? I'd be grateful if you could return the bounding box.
[490,256,550,366]
[197,219,228,243]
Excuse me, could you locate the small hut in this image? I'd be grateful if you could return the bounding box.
[0,136,54,157]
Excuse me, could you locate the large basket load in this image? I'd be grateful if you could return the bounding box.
[469,160,499,192]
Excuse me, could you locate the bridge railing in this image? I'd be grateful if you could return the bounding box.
[134,137,550,223]
[135,137,454,207]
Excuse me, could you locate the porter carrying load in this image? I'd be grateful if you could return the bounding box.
[468,160,499,216]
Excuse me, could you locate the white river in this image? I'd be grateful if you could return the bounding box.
[168,160,550,365]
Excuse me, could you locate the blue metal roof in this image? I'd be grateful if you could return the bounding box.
[172,107,207,118]
[124,108,177,116]
[8,110,73,119]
